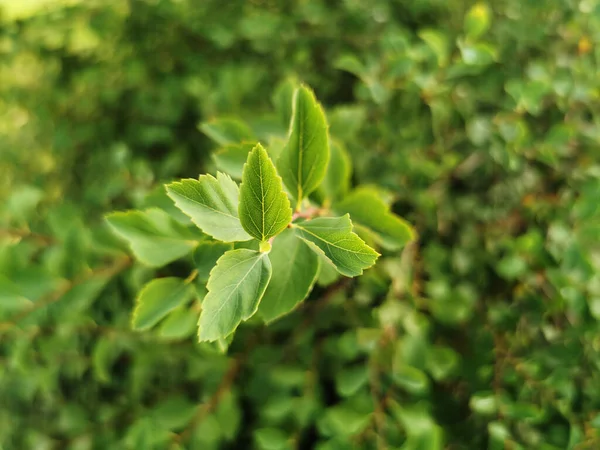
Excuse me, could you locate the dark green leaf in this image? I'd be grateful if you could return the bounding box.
[258,228,320,322]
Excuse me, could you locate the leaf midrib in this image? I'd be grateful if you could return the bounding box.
[295,224,375,256]
[172,185,239,220]
[203,254,265,332]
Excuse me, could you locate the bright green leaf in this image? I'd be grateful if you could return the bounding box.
[419,29,450,67]
[470,392,498,416]
[132,278,195,331]
[258,228,320,322]
[293,215,379,277]
[277,85,330,207]
[239,143,292,242]
[105,208,199,267]
[198,249,272,341]
[464,3,492,39]
[335,187,415,250]
[393,365,430,395]
[166,173,252,243]
[458,40,497,66]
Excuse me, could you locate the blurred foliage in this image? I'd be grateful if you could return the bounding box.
[2,0,600,449]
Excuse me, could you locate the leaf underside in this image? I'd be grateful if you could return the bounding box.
[105,208,198,267]
[166,173,252,243]
[198,249,272,342]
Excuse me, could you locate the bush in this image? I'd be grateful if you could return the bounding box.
[1,0,600,449]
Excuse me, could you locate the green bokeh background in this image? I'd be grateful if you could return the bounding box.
[2,0,600,449]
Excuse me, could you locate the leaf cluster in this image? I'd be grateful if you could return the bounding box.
[2,0,600,449]
[109,86,410,342]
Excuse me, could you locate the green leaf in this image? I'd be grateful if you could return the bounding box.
[390,402,444,450]
[272,77,298,127]
[159,306,198,340]
[0,274,33,316]
[458,40,497,66]
[335,365,369,397]
[335,187,415,250]
[149,395,197,430]
[193,241,233,282]
[132,278,195,331]
[211,142,255,180]
[254,428,289,450]
[239,143,292,242]
[198,249,272,341]
[470,392,498,416]
[464,3,492,39]
[320,405,371,437]
[293,215,379,277]
[393,365,430,395]
[419,29,450,67]
[277,85,330,207]
[199,117,254,146]
[105,208,199,267]
[258,228,320,322]
[334,54,367,78]
[316,140,352,204]
[166,173,252,243]
[426,346,460,381]
[214,391,241,440]
[92,336,119,384]
[317,259,341,286]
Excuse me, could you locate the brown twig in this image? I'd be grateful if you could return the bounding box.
[0,228,56,245]
[291,206,327,221]
[369,362,387,450]
[357,326,397,446]
[171,342,252,449]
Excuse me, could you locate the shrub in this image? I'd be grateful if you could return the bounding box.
[1,0,600,449]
